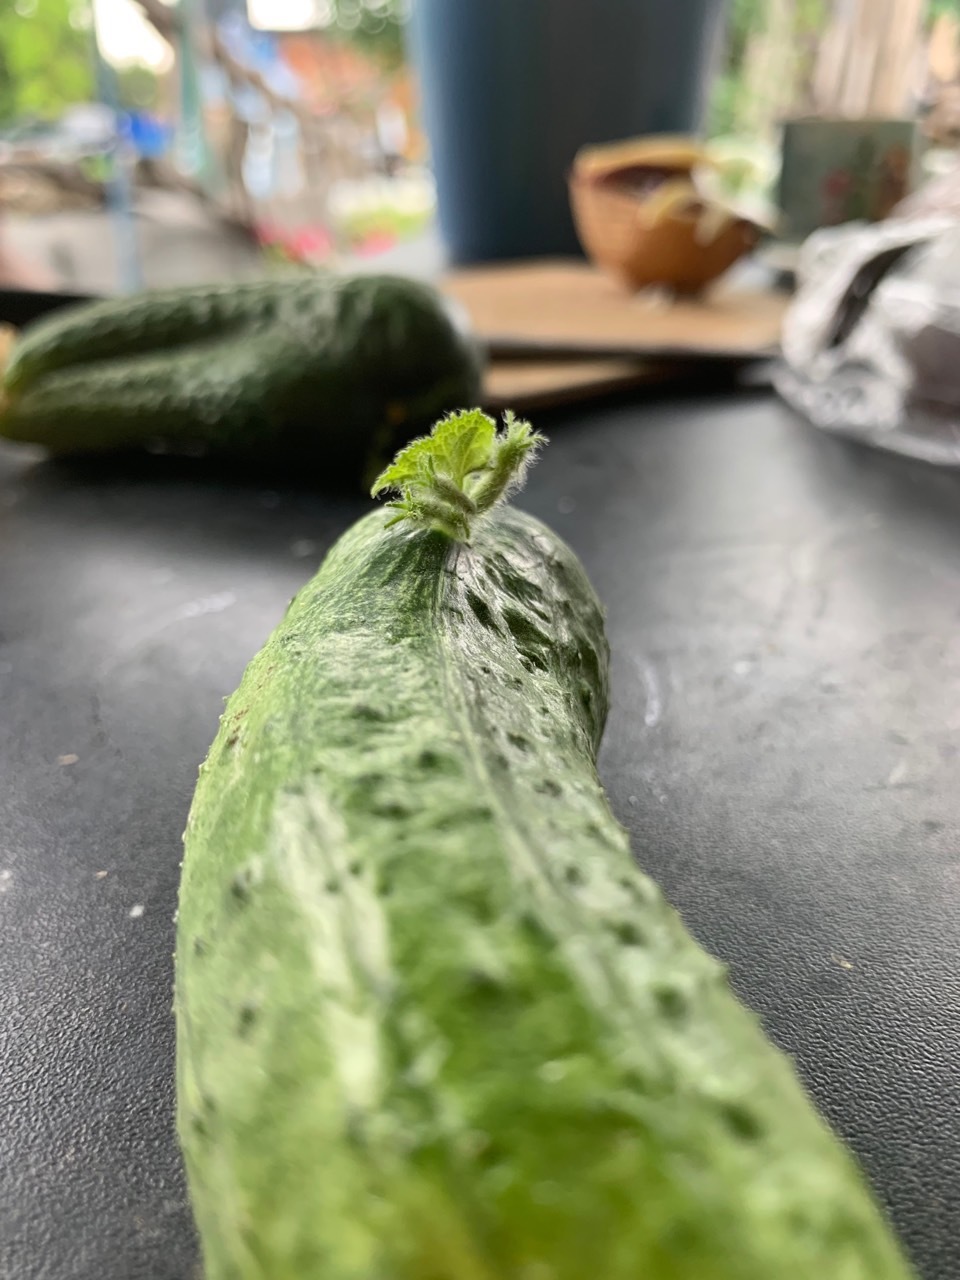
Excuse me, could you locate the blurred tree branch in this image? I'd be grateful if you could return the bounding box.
[132,0,181,40]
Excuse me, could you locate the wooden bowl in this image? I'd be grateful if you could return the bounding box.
[569,173,760,294]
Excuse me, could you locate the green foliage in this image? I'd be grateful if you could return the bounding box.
[325,0,408,69]
[372,409,545,542]
[337,204,433,250]
[117,64,161,112]
[0,0,94,124]
[707,0,827,139]
[655,0,957,141]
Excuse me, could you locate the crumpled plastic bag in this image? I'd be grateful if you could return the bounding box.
[777,214,960,465]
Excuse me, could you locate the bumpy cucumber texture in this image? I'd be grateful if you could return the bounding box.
[0,274,481,484]
[175,412,913,1279]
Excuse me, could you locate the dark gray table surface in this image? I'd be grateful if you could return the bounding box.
[2,391,959,1280]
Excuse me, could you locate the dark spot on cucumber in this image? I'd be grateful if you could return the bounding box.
[376,876,394,898]
[434,804,495,832]
[230,869,255,902]
[464,966,505,996]
[466,590,500,632]
[472,1135,506,1170]
[577,638,602,685]
[663,1221,698,1252]
[192,935,208,957]
[535,778,562,797]
[563,863,584,886]
[623,1068,648,1094]
[237,1004,258,1035]
[618,876,650,904]
[417,748,459,776]
[788,1208,816,1235]
[496,566,546,607]
[370,799,412,820]
[720,1101,763,1141]
[519,910,551,943]
[325,878,340,894]
[347,860,362,877]
[506,732,530,752]
[352,703,387,723]
[344,1114,366,1149]
[503,607,551,654]
[190,1114,209,1139]
[611,921,645,947]
[653,983,688,1020]
[480,664,493,676]
[511,674,526,687]
[459,1129,494,1161]
[520,653,548,674]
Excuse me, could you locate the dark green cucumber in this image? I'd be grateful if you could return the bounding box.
[175,417,913,1280]
[0,274,481,484]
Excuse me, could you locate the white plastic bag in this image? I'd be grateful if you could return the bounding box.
[777,215,960,465]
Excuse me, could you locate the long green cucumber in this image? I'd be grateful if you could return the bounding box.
[0,274,481,484]
[175,413,913,1279]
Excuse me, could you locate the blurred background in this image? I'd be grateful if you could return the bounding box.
[1,0,960,292]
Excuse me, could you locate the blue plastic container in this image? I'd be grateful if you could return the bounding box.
[409,0,725,263]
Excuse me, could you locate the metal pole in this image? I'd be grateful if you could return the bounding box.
[90,4,142,292]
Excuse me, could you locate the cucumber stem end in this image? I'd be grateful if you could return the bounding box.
[371,408,545,543]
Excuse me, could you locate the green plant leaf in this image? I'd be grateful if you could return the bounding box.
[371,409,495,496]
[371,409,545,542]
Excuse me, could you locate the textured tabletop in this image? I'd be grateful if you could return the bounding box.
[1,391,958,1280]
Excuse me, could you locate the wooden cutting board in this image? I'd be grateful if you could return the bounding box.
[443,258,788,363]
[481,357,673,411]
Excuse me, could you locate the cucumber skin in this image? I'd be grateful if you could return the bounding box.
[0,275,482,483]
[176,506,913,1280]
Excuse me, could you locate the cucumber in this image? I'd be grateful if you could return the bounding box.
[0,274,481,485]
[175,412,914,1279]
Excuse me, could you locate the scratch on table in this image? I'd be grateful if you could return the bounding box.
[634,655,663,728]
[773,516,881,633]
[886,759,910,788]
[175,591,237,621]
[96,590,239,678]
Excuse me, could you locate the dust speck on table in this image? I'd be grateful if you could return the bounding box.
[290,538,318,559]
